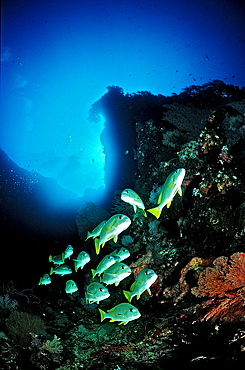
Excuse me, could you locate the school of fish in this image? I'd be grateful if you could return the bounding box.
[39,168,186,324]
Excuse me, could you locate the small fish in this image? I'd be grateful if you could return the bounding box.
[49,254,64,265]
[98,303,141,325]
[147,168,186,219]
[91,255,116,278]
[65,280,78,294]
[121,189,147,217]
[74,251,90,272]
[94,214,131,255]
[85,220,107,241]
[85,282,110,304]
[100,262,131,286]
[63,245,73,260]
[50,264,72,276]
[110,247,130,262]
[39,274,51,285]
[123,268,158,302]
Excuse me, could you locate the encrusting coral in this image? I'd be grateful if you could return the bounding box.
[191,252,245,322]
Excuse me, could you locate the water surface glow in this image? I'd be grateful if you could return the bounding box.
[1,0,244,202]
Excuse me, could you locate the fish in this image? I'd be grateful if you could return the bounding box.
[63,245,73,260]
[38,274,51,285]
[91,255,116,279]
[65,280,78,294]
[100,262,131,286]
[110,247,130,262]
[147,168,186,219]
[74,251,90,272]
[49,254,65,265]
[94,214,131,255]
[85,282,110,304]
[85,220,107,241]
[123,268,158,302]
[121,189,147,217]
[98,303,141,325]
[50,264,72,276]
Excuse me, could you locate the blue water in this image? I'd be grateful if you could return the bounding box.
[1,0,245,205]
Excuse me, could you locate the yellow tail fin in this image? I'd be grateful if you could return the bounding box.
[123,290,132,302]
[85,231,91,241]
[147,206,162,219]
[98,308,105,322]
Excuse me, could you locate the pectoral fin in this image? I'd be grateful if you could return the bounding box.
[157,192,163,204]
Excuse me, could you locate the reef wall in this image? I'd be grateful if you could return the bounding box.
[90,81,245,211]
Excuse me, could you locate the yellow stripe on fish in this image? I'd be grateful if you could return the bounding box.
[147,168,186,219]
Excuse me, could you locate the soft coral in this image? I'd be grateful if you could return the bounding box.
[192,252,245,322]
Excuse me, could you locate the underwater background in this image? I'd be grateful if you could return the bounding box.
[1,0,245,368]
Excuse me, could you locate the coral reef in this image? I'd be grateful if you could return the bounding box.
[192,252,245,322]
[0,294,18,313]
[6,311,45,346]
[1,81,245,368]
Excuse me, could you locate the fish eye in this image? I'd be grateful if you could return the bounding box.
[119,215,123,219]
[125,190,129,193]
[130,308,135,312]
[121,266,125,269]
[99,288,104,292]
[145,270,150,275]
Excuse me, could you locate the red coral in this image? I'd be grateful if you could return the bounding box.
[192,252,245,322]
[129,252,154,277]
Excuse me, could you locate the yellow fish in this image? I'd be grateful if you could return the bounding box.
[121,188,147,217]
[85,220,107,241]
[147,168,186,219]
[94,214,131,254]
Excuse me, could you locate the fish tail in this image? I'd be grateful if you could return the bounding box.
[50,267,54,275]
[98,308,105,322]
[61,252,65,262]
[95,238,100,255]
[123,290,132,302]
[38,279,42,285]
[141,209,147,217]
[91,269,96,279]
[74,263,78,272]
[49,255,53,262]
[147,206,162,219]
[85,231,91,241]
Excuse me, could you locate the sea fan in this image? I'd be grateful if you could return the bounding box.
[192,252,245,322]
